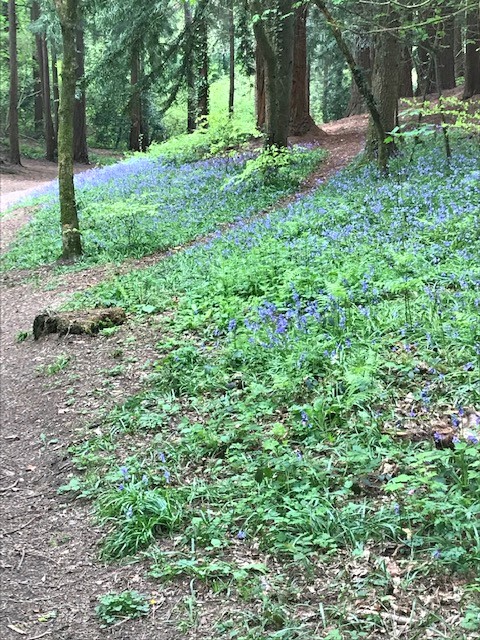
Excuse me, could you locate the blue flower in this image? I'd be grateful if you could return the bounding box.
[236,530,246,540]
[119,466,129,478]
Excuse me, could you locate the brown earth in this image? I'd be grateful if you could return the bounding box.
[1,114,444,639]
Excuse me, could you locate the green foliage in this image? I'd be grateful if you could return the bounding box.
[65,138,480,635]
[1,147,323,270]
[230,145,324,189]
[95,590,149,626]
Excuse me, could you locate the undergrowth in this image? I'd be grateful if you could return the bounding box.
[1,146,324,270]
[64,137,480,638]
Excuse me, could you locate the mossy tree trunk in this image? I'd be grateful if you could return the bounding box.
[54,0,82,261]
[73,25,89,163]
[8,0,21,165]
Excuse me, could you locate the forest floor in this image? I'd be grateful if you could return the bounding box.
[0,115,368,640]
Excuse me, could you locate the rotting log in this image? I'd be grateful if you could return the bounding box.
[33,307,126,340]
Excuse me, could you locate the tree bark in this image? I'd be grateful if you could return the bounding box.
[289,5,316,136]
[196,13,209,122]
[398,46,413,98]
[41,35,56,161]
[228,1,235,115]
[255,42,266,129]
[128,44,147,152]
[252,0,295,147]
[73,26,89,163]
[437,14,456,90]
[346,38,373,116]
[31,1,44,136]
[51,44,60,139]
[367,17,400,161]
[8,0,21,164]
[54,0,82,261]
[184,1,196,132]
[463,7,480,98]
[454,14,464,80]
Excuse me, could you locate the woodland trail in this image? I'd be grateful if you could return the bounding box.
[0,115,366,640]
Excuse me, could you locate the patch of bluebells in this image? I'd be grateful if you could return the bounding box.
[2,149,321,269]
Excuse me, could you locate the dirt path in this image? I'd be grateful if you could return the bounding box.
[0,117,367,639]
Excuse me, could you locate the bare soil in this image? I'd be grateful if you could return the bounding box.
[0,115,393,639]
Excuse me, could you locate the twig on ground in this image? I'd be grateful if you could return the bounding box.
[17,548,26,570]
[27,632,52,640]
[1,516,38,536]
[0,479,19,492]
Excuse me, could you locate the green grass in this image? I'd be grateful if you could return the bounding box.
[63,138,480,637]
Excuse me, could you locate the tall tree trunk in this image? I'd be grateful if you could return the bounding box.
[196,13,209,122]
[41,36,56,161]
[252,0,295,148]
[398,46,413,98]
[73,26,89,163]
[454,15,464,80]
[228,1,235,115]
[184,1,196,132]
[8,0,21,164]
[51,44,60,139]
[31,1,44,136]
[437,14,456,90]
[346,38,373,115]
[255,43,266,129]
[367,17,400,160]
[128,44,146,151]
[54,0,82,261]
[289,5,316,136]
[463,7,480,98]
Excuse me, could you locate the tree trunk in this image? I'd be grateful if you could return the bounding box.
[289,5,316,136]
[454,14,465,80]
[128,44,147,152]
[184,1,196,132]
[463,7,480,99]
[252,0,295,148]
[41,36,56,161]
[73,26,89,163]
[367,19,400,161]
[196,13,209,122]
[8,0,21,164]
[228,1,235,115]
[54,0,82,261]
[31,1,44,136]
[437,14,456,90]
[346,38,373,116]
[398,46,413,98]
[51,44,60,139]
[255,43,266,129]
[415,44,435,97]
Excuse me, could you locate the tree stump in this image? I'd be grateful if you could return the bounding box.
[33,307,126,340]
